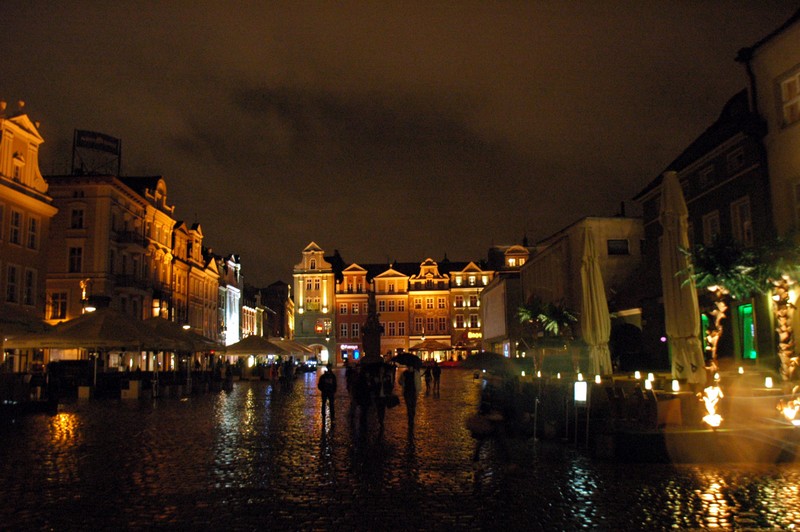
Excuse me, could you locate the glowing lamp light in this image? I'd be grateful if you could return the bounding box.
[595,375,602,384]
[765,377,774,389]
[634,371,641,380]
[738,366,744,375]
[778,396,800,427]
[645,379,652,390]
[536,371,541,378]
[577,373,584,382]
[714,372,720,382]
[182,324,191,330]
[672,380,680,392]
[660,336,667,343]
[700,384,724,429]
[557,372,561,379]
[521,371,526,377]
[647,372,654,382]
[574,380,588,405]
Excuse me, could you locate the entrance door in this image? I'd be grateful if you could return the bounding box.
[738,303,757,360]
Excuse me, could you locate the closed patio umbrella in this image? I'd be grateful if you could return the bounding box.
[580,226,613,376]
[659,171,706,386]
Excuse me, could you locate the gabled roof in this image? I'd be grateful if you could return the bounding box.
[303,241,324,253]
[633,90,760,201]
[4,114,44,143]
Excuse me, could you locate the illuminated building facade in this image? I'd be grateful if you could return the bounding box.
[408,258,452,357]
[45,175,158,322]
[216,254,241,346]
[172,222,219,340]
[293,242,335,363]
[262,280,294,339]
[0,102,57,371]
[294,244,496,365]
[373,266,410,357]
[335,263,370,362]
[449,262,494,357]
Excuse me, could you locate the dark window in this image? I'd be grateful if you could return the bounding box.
[607,239,630,255]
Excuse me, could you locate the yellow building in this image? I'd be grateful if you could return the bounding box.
[373,266,410,357]
[0,102,58,372]
[293,242,335,363]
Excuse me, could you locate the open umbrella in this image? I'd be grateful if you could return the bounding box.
[144,318,217,352]
[580,226,613,375]
[391,351,423,368]
[5,308,171,351]
[461,351,513,373]
[409,338,451,351]
[659,171,706,386]
[223,335,288,356]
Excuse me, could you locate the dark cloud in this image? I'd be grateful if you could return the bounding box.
[2,1,797,284]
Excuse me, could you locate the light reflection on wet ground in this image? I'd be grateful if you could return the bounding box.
[1,369,800,530]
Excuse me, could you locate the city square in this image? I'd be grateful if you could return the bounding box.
[4,4,800,530]
[3,370,800,530]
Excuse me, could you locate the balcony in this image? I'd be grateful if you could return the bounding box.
[114,274,151,291]
[114,231,146,249]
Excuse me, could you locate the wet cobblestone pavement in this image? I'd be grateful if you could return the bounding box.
[3,369,800,530]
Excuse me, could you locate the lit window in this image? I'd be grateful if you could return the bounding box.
[49,292,67,319]
[352,303,360,314]
[508,258,517,267]
[468,276,476,286]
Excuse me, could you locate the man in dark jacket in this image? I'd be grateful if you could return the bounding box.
[318,364,337,422]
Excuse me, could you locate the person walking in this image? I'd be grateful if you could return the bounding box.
[400,366,418,432]
[423,365,433,396]
[318,364,337,422]
[432,360,441,396]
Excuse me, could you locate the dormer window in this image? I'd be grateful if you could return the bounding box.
[310,259,316,269]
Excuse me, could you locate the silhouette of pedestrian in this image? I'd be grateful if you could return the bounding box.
[423,365,433,396]
[401,366,418,432]
[432,361,441,396]
[318,364,337,422]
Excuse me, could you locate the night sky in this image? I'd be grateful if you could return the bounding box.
[3,2,797,286]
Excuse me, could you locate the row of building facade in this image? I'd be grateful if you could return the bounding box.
[0,105,275,372]
[4,10,800,376]
[290,10,800,374]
